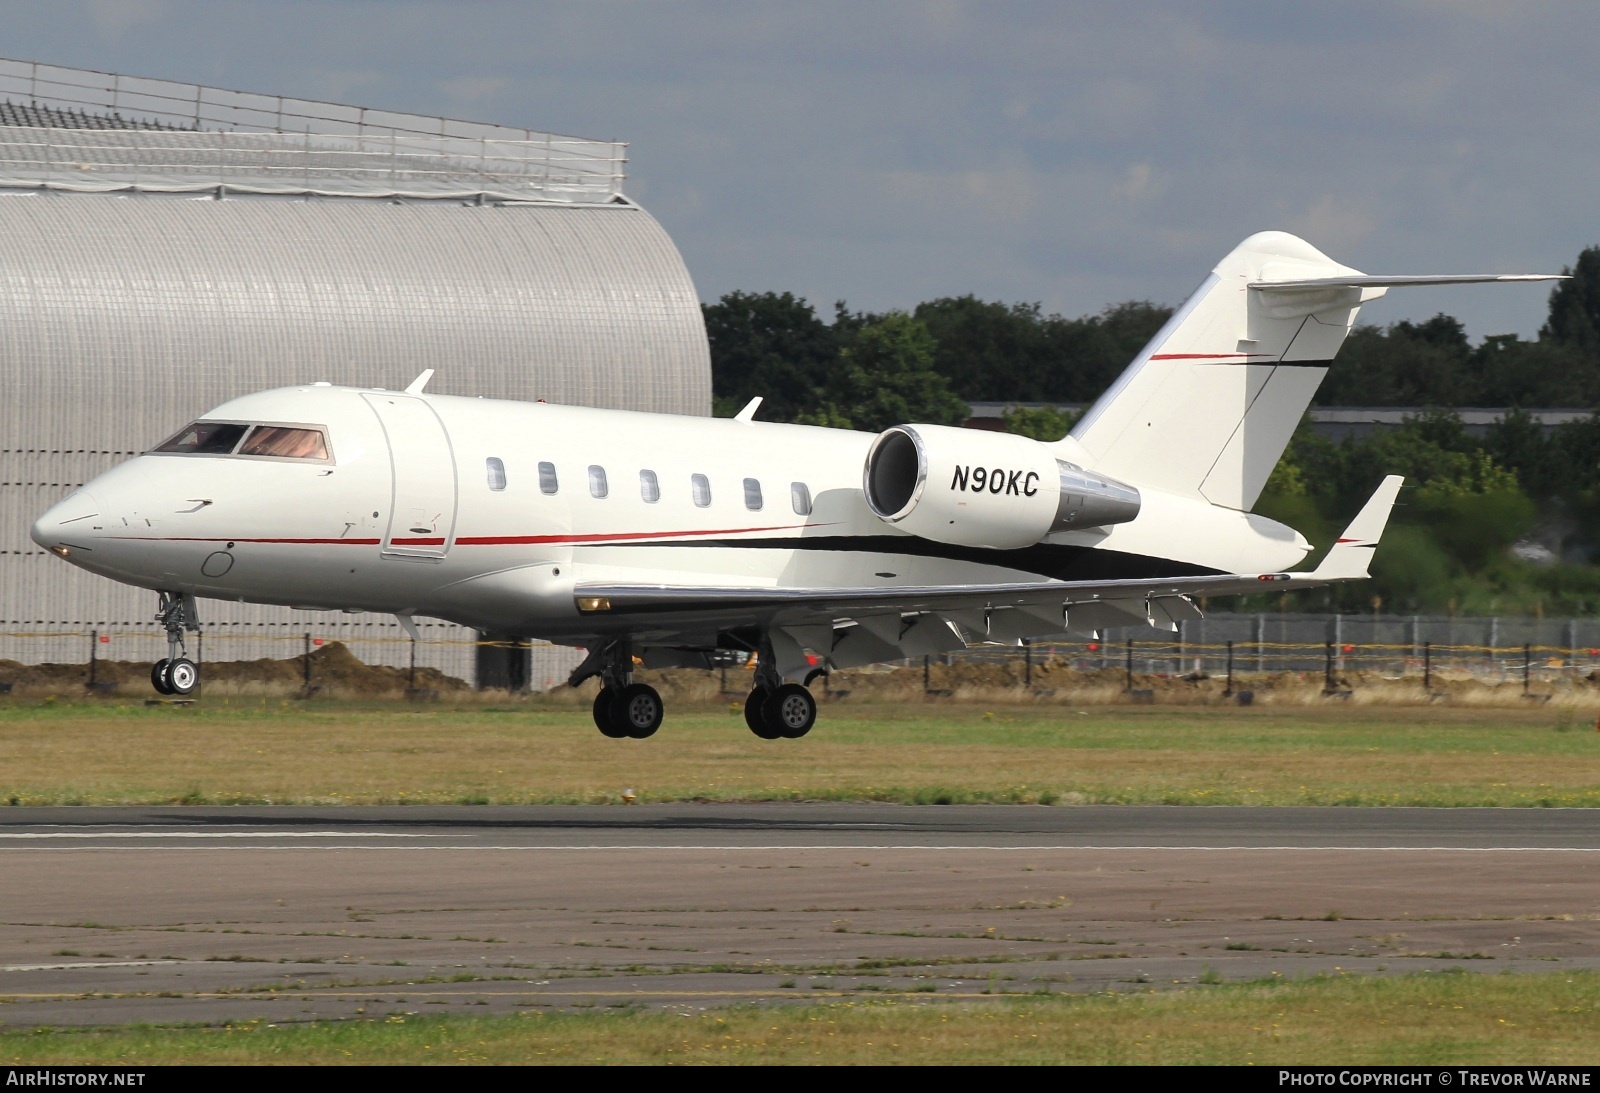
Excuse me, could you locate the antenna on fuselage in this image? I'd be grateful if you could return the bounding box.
[404,369,436,395]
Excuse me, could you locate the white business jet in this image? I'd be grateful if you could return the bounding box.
[31,232,1559,738]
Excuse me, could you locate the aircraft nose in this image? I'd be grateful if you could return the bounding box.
[31,490,100,556]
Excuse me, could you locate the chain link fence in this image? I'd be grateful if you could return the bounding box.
[4,612,1598,696]
[936,612,1600,691]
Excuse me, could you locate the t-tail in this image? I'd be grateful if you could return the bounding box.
[1059,231,1561,511]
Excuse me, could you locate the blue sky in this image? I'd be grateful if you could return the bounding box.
[10,1,1597,338]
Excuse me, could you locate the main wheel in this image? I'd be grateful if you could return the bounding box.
[745,687,780,739]
[763,683,817,739]
[150,658,174,696]
[593,687,628,738]
[615,683,664,739]
[165,657,199,696]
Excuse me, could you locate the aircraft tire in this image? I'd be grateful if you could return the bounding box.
[763,683,817,739]
[593,688,629,738]
[150,659,174,696]
[745,687,781,739]
[166,657,199,696]
[616,683,664,739]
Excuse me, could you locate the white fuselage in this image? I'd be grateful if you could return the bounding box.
[32,384,1310,643]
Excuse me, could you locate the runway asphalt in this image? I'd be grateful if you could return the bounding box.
[2,805,1596,1027]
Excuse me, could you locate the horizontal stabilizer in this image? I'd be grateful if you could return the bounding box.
[1250,273,1564,290]
[1309,475,1404,581]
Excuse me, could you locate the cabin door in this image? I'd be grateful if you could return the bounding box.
[361,392,458,560]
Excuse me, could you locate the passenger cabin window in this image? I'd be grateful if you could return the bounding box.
[791,482,812,516]
[743,478,763,511]
[153,422,249,455]
[538,462,559,495]
[238,426,328,460]
[691,473,712,508]
[640,469,660,503]
[588,465,609,499]
[486,457,507,492]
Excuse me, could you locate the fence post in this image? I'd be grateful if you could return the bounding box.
[1254,613,1264,673]
[1524,642,1532,696]
[1324,639,1335,693]
[88,629,97,686]
[303,632,312,691]
[1224,639,1234,696]
[1023,639,1032,688]
[923,654,930,693]
[408,636,417,690]
[1125,638,1133,691]
[1424,642,1432,692]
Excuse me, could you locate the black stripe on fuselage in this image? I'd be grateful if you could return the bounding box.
[586,534,1222,583]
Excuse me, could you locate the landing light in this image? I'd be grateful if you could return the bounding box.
[48,546,69,559]
[576,596,612,613]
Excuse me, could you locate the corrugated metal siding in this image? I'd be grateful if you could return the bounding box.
[0,192,708,683]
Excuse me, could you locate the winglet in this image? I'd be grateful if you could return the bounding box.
[1309,475,1404,581]
[733,396,763,423]
[404,369,436,395]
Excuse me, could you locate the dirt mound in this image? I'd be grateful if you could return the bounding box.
[0,642,469,697]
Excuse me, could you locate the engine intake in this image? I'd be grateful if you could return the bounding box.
[863,424,1140,549]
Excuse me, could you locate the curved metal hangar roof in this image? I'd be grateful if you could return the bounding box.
[0,59,708,677]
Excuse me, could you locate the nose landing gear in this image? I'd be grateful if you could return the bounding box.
[150,592,201,696]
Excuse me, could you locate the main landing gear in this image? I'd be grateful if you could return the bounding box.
[743,683,817,740]
[567,633,819,741]
[742,637,817,740]
[570,639,664,740]
[150,591,201,696]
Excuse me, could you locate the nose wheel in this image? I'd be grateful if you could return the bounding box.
[150,592,201,697]
[151,657,199,696]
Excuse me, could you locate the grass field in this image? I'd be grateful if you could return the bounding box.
[1,693,1597,807]
[6,972,1598,1065]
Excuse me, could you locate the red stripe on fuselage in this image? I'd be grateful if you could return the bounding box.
[109,523,821,547]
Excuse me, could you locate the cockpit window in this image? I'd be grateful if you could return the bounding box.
[238,426,328,460]
[154,421,249,454]
[150,420,332,462]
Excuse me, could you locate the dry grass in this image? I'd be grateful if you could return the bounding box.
[6,971,1598,1065]
[1,692,1596,806]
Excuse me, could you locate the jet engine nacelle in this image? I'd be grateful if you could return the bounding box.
[862,424,1141,549]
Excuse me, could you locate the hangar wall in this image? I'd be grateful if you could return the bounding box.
[0,62,711,687]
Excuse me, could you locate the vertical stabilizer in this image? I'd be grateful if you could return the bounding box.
[1063,232,1378,510]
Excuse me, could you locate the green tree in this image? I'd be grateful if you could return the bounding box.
[999,404,1080,441]
[1317,316,1474,406]
[1541,245,1600,355]
[913,296,1054,400]
[798,313,969,434]
[702,291,838,421]
[911,297,1171,403]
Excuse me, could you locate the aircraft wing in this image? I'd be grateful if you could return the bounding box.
[574,477,1403,672]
